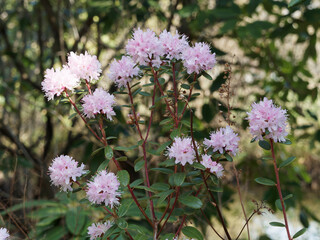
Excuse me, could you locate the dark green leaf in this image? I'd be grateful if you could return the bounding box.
[66,207,86,235]
[97,160,109,172]
[173,172,186,186]
[192,162,206,170]
[139,91,151,96]
[150,168,174,174]
[255,177,276,186]
[117,199,133,217]
[179,195,203,209]
[275,199,286,211]
[269,221,285,227]
[151,183,170,191]
[116,218,128,229]
[117,170,130,186]
[201,71,212,80]
[182,226,203,240]
[279,156,296,168]
[288,0,306,8]
[104,146,113,160]
[293,228,307,238]
[134,160,144,172]
[224,153,233,162]
[258,140,271,150]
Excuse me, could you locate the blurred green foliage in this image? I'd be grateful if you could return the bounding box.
[0,0,319,239]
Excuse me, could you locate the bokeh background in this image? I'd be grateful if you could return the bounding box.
[0,0,320,239]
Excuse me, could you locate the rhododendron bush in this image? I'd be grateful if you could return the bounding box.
[3,28,307,240]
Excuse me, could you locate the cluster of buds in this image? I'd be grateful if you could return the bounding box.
[127,113,140,125]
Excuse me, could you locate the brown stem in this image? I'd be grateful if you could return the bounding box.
[172,63,178,128]
[65,90,104,143]
[174,215,187,238]
[178,74,197,122]
[85,80,92,94]
[232,162,250,240]
[235,212,256,240]
[200,208,224,240]
[270,139,292,240]
[127,82,157,230]
[190,110,232,240]
[157,186,180,238]
[149,63,176,123]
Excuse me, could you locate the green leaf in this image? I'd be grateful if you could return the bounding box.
[201,71,213,80]
[224,153,233,162]
[159,118,172,125]
[283,194,293,200]
[156,189,174,206]
[114,145,137,152]
[255,177,276,186]
[293,228,307,238]
[151,183,170,191]
[170,129,179,139]
[288,0,306,8]
[97,160,109,172]
[173,172,186,186]
[269,221,285,227]
[258,140,271,150]
[66,207,86,235]
[118,199,134,217]
[134,160,144,172]
[130,179,144,188]
[179,195,203,209]
[151,168,174,174]
[117,170,130,186]
[116,218,128,229]
[192,162,206,170]
[116,156,128,162]
[279,156,296,168]
[182,226,203,240]
[275,199,286,211]
[281,139,292,145]
[134,185,156,193]
[139,91,151,96]
[181,83,190,89]
[104,146,113,160]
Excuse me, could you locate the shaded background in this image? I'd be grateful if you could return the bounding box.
[0,0,320,239]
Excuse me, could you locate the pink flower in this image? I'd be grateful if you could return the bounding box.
[181,42,216,74]
[41,67,80,100]
[203,126,240,156]
[126,28,164,68]
[88,221,113,240]
[67,51,102,82]
[82,88,116,120]
[0,228,10,240]
[166,137,196,166]
[201,154,224,178]
[108,56,140,88]
[86,170,121,208]
[48,155,86,192]
[159,30,189,60]
[247,98,288,143]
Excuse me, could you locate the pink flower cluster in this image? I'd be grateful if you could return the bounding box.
[42,67,80,100]
[166,137,196,166]
[201,154,224,178]
[68,51,102,82]
[203,126,240,156]
[159,30,189,60]
[0,228,9,240]
[42,52,101,100]
[86,170,121,208]
[48,155,86,192]
[87,221,113,240]
[182,42,216,74]
[247,97,288,142]
[108,56,140,88]
[82,88,116,120]
[123,28,216,74]
[126,28,164,68]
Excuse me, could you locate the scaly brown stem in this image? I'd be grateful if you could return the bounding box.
[270,139,292,240]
